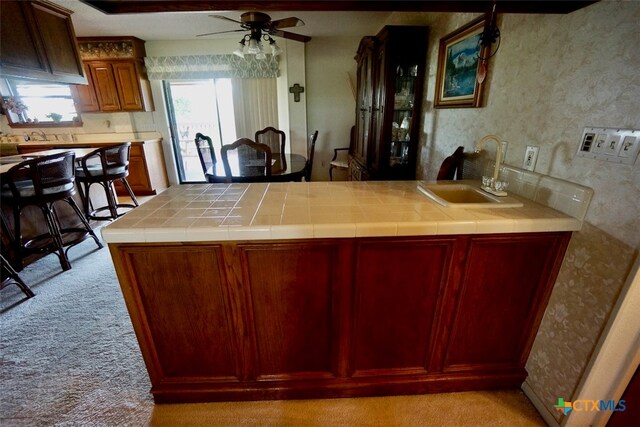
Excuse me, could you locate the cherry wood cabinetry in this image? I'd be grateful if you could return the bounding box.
[351,26,428,181]
[71,37,154,113]
[0,0,85,84]
[109,231,571,403]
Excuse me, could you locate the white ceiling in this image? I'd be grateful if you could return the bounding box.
[51,0,392,41]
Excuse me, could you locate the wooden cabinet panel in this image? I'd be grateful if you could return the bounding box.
[71,63,99,112]
[352,238,455,376]
[0,2,47,74]
[443,234,569,372]
[31,2,84,78]
[240,242,349,380]
[72,38,154,113]
[108,232,571,402]
[112,62,143,111]
[121,245,239,381]
[89,62,121,111]
[0,1,85,84]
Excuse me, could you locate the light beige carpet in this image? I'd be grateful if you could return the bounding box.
[1,238,544,426]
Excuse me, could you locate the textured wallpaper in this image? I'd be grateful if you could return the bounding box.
[389,1,640,423]
[525,222,636,422]
[399,1,640,249]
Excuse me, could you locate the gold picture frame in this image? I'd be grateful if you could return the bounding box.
[434,16,489,108]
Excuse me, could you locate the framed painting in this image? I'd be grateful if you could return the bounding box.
[434,16,489,108]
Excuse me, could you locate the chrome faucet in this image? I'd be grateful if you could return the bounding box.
[475,134,507,195]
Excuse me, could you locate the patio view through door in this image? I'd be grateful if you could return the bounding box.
[164,80,236,183]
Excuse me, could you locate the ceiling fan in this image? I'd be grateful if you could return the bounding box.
[197,12,311,58]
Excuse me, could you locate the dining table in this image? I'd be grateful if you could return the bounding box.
[205,152,307,183]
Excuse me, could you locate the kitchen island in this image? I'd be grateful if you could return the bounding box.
[103,181,580,403]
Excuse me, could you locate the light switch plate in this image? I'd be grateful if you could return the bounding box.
[523,145,539,171]
[577,127,640,165]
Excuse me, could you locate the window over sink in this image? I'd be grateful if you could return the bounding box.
[0,78,82,128]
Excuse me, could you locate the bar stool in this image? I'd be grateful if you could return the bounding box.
[1,253,34,298]
[75,143,139,221]
[1,151,103,271]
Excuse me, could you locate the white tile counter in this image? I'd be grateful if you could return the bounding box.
[101,181,583,244]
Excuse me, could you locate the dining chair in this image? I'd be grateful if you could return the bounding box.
[75,143,139,221]
[329,126,355,181]
[220,138,272,183]
[1,151,103,271]
[305,130,318,181]
[194,133,216,181]
[437,146,464,180]
[255,126,286,155]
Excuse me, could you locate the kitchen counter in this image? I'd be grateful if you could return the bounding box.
[17,138,161,150]
[101,180,581,244]
[105,180,579,403]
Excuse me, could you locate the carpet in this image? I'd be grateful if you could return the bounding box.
[0,237,545,426]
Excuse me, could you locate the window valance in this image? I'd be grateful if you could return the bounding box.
[144,54,279,80]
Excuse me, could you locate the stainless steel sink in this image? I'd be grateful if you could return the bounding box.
[417,182,523,208]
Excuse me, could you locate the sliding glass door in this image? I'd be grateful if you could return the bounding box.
[164,80,236,183]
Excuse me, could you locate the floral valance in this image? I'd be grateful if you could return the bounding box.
[144,54,279,80]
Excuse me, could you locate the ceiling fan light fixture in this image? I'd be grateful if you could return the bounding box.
[267,36,282,56]
[233,39,246,58]
[247,37,261,54]
[256,51,267,60]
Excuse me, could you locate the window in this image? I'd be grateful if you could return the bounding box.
[1,79,81,127]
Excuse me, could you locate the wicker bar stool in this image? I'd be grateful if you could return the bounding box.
[75,143,139,221]
[1,151,103,271]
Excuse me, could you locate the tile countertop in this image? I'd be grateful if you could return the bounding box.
[101,181,582,244]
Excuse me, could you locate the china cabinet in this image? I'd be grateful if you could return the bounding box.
[351,26,428,180]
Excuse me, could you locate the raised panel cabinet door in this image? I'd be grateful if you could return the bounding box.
[351,237,456,377]
[30,1,84,80]
[442,233,570,373]
[71,63,100,112]
[0,1,48,75]
[89,62,121,111]
[112,61,144,111]
[117,245,240,383]
[238,241,351,381]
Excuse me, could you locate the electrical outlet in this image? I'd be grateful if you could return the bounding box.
[523,145,539,171]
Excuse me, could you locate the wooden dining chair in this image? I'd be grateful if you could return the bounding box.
[437,146,464,180]
[255,126,286,155]
[329,126,354,181]
[220,138,272,183]
[305,130,318,181]
[194,133,216,181]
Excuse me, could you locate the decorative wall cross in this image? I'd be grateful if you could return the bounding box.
[289,83,304,102]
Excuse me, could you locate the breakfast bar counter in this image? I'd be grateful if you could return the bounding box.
[103,181,579,403]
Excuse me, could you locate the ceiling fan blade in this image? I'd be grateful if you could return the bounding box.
[269,29,311,43]
[209,14,243,25]
[269,17,305,29]
[197,29,246,37]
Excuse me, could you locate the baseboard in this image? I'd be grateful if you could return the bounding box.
[522,380,561,427]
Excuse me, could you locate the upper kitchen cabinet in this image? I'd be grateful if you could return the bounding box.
[0,0,86,85]
[351,26,428,181]
[71,37,154,112]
